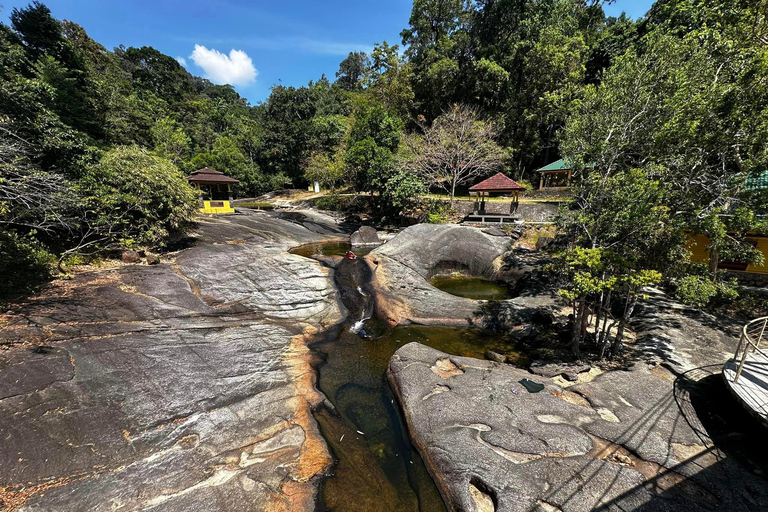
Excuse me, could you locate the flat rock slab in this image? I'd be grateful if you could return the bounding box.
[0,211,344,512]
[388,342,768,512]
[529,360,591,382]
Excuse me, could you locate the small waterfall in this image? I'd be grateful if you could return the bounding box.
[350,286,372,334]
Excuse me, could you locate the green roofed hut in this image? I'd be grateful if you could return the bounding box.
[537,158,572,190]
[466,172,526,224]
[745,169,768,192]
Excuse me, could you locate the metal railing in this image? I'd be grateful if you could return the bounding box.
[733,316,768,384]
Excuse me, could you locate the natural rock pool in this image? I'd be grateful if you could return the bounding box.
[429,274,515,301]
[289,240,376,259]
[312,323,525,511]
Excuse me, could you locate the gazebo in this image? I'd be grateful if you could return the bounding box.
[536,158,573,190]
[187,167,239,214]
[467,172,526,224]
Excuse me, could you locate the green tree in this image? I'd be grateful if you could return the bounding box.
[345,100,403,193]
[151,116,190,164]
[336,51,368,91]
[78,146,197,247]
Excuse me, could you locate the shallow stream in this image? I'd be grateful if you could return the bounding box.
[293,241,523,511]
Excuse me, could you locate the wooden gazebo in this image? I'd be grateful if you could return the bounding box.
[187,167,239,214]
[469,172,525,215]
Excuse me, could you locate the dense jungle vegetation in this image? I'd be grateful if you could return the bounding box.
[1,0,767,323]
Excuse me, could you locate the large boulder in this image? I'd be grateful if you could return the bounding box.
[369,224,556,327]
[350,226,380,246]
[388,313,767,512]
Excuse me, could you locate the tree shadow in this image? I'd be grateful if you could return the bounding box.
[546,364,768,511]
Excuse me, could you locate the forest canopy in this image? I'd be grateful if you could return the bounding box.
[1,0,767,305]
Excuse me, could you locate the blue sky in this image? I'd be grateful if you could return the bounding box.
[1,0,654,104]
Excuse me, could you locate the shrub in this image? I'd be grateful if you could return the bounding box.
[0,231,54,300]
[675,275,739,307]
[79,146,198,247]
[424,200,450,224]
[314,194,346,211]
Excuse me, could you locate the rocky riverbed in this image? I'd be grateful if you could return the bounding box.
[387,298,768,512]
[0,210,346,511]
[2,212,766,512]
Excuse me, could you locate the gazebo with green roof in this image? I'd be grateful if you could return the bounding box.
[745,170,768,192]
[536,158,572,190]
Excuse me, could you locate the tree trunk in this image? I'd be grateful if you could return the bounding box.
[600,320,618,360]
[450,176,457,208]
[610,294,638,358]
[572,297,586,359]
[597,289,611,349]
[708,249,719,279]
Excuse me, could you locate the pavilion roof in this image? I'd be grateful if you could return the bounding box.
[469,172,526,192]
[745,170,768,192]
[187,167,239,185]
[536,158,572,172]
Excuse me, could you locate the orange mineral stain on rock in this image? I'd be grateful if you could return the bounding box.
[284,332,333,483]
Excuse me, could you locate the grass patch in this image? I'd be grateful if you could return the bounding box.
[236,201,275,210]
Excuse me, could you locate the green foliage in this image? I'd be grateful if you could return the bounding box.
[305,149,346,191]
[236,201,274,210]
[424,200,451,224]
[0,230,53,300]
[674,275,739,308]
[79,146,197,246]
[314,194,347,212]
[382,169,426,213]
[345,99,403,192]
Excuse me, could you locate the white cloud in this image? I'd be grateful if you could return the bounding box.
[189,45,257,86]
[176,57,187,66]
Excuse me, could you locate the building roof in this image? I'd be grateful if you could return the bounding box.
[469,172,526,192]
[745,170,768,192]
[187,167,240,185]
[536,158,572,172]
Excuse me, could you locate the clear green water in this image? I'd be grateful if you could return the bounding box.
[313,323,526,511]
[429,274,514,301]
[289,240,374,259]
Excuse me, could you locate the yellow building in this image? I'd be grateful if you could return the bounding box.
[187,167,239,214]
[688,233,768,275]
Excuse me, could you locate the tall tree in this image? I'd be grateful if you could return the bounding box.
[404,104,506,206]
[336,51,368,91]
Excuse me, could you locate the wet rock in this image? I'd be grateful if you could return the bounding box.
[485,350,506,364]
[350,226,380,246]
[529,360,591,382]
[121,249,141,263]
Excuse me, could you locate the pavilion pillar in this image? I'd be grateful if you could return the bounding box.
[228,184,233,201]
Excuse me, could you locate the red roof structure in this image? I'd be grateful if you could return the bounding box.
[469,172,526,192]
[187,167,240,185]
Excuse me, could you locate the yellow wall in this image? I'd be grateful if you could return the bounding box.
[687,233,768,275]
[200,201,235,214]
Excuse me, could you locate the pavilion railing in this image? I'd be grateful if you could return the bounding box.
[733,316,768,384]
